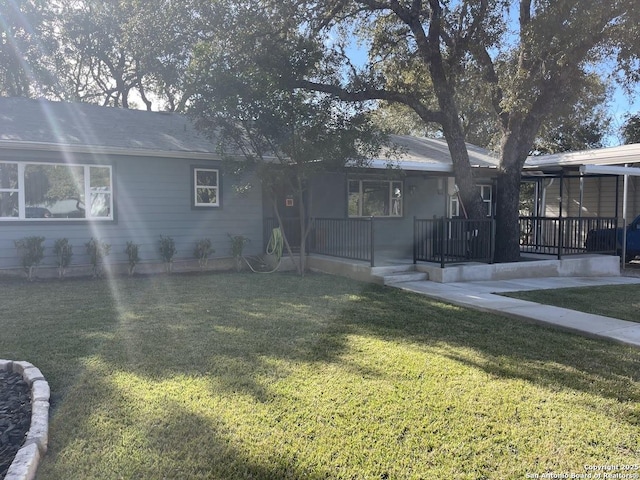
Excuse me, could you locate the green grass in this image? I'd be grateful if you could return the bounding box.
[504,284,640,323]
[1,272,639,479]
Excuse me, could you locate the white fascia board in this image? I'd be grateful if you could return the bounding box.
[579,165,640,176]
[0,140,283,163]
[366,158,453,173]
[0,139,222,161]
[365,159,497,173]
[526,143,640,168]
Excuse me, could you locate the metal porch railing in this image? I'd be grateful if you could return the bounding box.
[519,216,619,258]
[413,217,495,268]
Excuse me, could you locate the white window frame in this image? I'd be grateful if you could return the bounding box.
[479,184,492,217]
[449,184,492,218]
[193,168,220,207]
[348,179,403,218]
[0,161,113,221]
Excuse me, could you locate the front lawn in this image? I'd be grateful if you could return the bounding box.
[1,273,638,479]
[504,284,640,324]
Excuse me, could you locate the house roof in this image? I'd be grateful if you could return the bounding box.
[0,97,220,159]
[0,97,500,171]
[524,143,640,171]
[372,135,499,173]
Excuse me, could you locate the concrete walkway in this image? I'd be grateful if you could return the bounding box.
[391,276,640,348]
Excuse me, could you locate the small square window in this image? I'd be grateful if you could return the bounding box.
[193,168,220,207]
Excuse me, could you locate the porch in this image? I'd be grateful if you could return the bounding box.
[305,252,620,284]
[264,217,619,274]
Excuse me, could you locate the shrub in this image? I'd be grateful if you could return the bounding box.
[194,239,214,269]
[14,236,45,281]
[85,238,111,278]
[53,238,73,279]
[159,236,177,273]
[125,242,140,276]
[228,234,249,272]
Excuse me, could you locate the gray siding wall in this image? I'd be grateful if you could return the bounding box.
[0,150,263,270]
[543,175,640,219]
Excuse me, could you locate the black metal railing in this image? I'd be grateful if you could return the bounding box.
[309,217,374,266]
[519,216,619,258]
[414,217,495,268]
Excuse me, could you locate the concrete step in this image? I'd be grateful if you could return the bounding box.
[383,271,429,285]
[370,264,416,276]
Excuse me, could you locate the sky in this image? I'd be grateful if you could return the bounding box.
[342,14,640,148]
[608,87,640,145]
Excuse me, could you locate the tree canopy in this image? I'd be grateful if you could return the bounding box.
[190,0,637,261]
[621,113,640,144]
[187,3,390,273]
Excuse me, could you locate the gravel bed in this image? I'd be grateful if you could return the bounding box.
[0,371,31,479]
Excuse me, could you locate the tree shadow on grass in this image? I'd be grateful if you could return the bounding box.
[338,285,640,413]
[92,273,640,416]
[38,367,333,480]
[85,273,359,403]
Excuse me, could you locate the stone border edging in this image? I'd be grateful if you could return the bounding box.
[0,360,50,480]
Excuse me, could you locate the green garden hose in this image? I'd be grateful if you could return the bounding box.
[243,227,283,273]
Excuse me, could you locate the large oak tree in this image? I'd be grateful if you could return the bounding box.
[211,0,638,262]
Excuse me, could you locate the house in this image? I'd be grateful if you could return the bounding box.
[0,97,264,275]
[0,97,504,276]
[3,96,636,280]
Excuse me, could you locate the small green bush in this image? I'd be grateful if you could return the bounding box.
[125,242,140,276]
[194,239,214,269]
[159,236,177,273]
[15,236,45,281]
[85,238,111,278]
[53,238,73,279]
[228,234,249,272]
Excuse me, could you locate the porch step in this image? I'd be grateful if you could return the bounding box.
[382,271,429,285]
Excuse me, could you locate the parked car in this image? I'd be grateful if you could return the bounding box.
[25,206,52,218]
[585,214,640,262]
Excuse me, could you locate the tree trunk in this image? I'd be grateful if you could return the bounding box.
[442,125,484,220]
[494,169,522,263]
[494,112,545,263]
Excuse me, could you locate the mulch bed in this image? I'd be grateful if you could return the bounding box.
[0,371,31,479]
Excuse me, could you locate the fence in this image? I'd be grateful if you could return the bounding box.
[519,216,618,258]
[264,217,375,266]
[309,217,374,266]
[414,217,495,268]
[265,215,619,269]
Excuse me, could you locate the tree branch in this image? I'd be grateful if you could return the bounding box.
[294,79,444,123]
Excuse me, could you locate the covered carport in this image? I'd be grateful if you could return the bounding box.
[521,143,640,263]
[579,164,640,268]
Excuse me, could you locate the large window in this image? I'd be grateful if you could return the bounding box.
[348,179,403,217]
[0,161,113,221]
[193,168,220,207]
